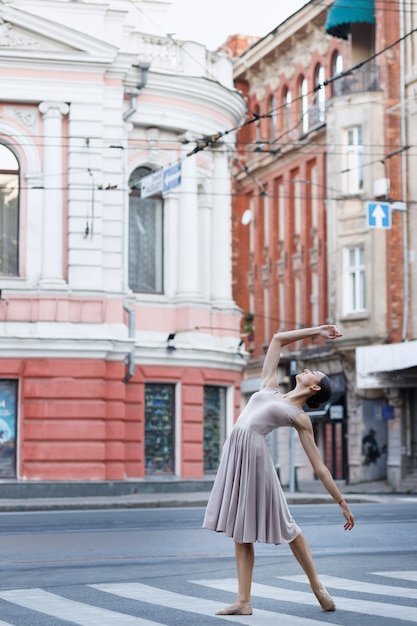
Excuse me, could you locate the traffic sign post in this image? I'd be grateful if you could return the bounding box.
[367,202,391,229]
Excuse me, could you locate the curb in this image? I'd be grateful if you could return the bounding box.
[0,494,386,513]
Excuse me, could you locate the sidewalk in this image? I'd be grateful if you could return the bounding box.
[0,479,411,512]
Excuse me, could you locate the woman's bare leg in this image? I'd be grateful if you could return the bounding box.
[215,542,254,615]
[289,533,335,611]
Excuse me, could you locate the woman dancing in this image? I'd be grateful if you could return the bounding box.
[203,325,355,615]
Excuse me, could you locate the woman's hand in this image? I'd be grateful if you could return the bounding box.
[340,501,355,530]
[319,325,342,340]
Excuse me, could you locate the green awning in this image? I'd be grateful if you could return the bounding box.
[326,0,375,40]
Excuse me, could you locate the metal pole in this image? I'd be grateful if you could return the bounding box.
[399,0,409,341]
[289,359,298,493]
[289,428,296,494]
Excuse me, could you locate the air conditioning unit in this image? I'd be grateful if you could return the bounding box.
[373,178,390,198]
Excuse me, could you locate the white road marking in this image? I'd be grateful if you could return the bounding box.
[281,574,417,599]
[372,571,417,582]
[195,578,417,623]
[92,581,338,626]
[0,588,161,626]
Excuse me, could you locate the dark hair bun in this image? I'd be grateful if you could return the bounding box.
[306,398,320,409]
[307,374,333,409]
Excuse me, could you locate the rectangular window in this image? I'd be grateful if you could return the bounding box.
[128,196,163,293]
[309,162,318,230]
[145,383,175,475]
[292,174,302,235]
[311,271,319,326]
[204,386,226,472]
[343,126,364,194]
[0,379,17,478]
[0,145,20,277]
[344,246,366,312]
[278,181,286,242]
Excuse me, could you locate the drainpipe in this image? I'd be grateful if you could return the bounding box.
[123,303,136,383]
[399,0,409,341]
[123,62,151,122]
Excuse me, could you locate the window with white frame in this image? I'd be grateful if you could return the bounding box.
[315,65,326,124]
[254,104,261,143]
[331,51,343,96]
[284,88,292,130]
[293,174,302,235]
[300,77,309,135]
[343,126,364,194]
[344,245,366,313]
[269,94,276,139]
[128,166,163,293]
[309,162,318,230]
[0,144,19,276]
[311,271,319,326]
[278,180,286,241]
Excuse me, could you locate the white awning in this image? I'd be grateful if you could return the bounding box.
[356,341,417,389]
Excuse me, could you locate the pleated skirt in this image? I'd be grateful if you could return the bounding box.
[203,427,301,545]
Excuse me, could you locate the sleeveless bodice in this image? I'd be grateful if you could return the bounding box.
[235,387,302,436]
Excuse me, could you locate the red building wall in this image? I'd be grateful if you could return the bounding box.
[1,358,241,481]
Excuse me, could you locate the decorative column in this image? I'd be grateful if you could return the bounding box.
[211,146,233,304]
[38,101,69,286]
[164,191,179,299]
[176,143,200,298]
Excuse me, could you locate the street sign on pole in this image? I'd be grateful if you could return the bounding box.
[140,170,163,199]
[367,202,391,229]
[140,162,182,198]
[163,161,181,193]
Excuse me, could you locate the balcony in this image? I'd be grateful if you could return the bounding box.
[333,61,379,97]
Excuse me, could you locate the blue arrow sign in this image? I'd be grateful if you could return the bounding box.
[367,202,391,229]
[163,161,181,193]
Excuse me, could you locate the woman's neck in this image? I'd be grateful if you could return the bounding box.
[282,387,308,408]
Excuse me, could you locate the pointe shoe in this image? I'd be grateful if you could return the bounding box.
[215,602,253,615]
[314,586,336,612]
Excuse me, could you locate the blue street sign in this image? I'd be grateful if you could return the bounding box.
[367,202,391,229]
[163,161,181,193]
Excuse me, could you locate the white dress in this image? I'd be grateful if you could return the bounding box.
[203,387,302,545]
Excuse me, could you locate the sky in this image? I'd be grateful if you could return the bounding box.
[163,0,309,50]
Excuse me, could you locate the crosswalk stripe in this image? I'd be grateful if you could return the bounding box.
[0,621,13,625]
[280,574,417,599]
[372,571,417,582]
[0,589,161,626]
[92,582,338,626]
[195,578,417,623]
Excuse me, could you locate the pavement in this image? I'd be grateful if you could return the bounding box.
[0,478,414,512]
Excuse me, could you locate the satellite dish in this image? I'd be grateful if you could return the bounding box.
[241,209,252,225]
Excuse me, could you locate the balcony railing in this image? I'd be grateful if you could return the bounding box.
[332,61,379,96]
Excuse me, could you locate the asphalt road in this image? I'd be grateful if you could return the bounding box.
[0,500,416,625]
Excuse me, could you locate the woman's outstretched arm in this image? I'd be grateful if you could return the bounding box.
[294,413,355,531]
[260,325,342,389]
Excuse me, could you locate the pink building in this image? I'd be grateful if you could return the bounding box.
[0,0,246,481]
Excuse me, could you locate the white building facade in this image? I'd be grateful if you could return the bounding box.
[0,0,247,481]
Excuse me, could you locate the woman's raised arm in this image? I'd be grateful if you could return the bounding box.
[260,325,341,390]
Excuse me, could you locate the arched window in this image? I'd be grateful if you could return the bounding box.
[0,144,20,276]
[254,104,261,143]
[128,166,163,293]
[283,87,292,131]
[269,94,276,139]
[315,64,326,124]
[331,51,343,96]
[300,77,309,135]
